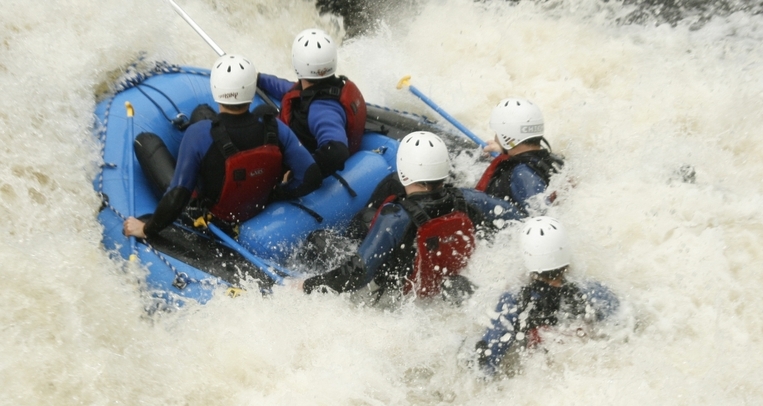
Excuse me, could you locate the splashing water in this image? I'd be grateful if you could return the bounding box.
[1,0,762,404]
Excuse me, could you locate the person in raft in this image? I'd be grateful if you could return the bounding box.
[476,98,564,214]
[257,28,367,178]
[297,131,525,300]
[123,54,322,240]
[474,216,619,377]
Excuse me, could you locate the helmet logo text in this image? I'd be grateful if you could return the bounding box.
[313,68,333,77]
[520,124,544,134]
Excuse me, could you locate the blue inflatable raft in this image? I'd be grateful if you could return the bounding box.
[94,62,454,304]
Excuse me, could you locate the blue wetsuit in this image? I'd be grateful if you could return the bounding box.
[476,279,619,376]
[505,165,548,209]
[258,74,349,176]
[143,111,321,237]
[480,149,563,214]
[302,187,525,294]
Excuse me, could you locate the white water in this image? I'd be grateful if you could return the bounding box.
[2,0,762,404]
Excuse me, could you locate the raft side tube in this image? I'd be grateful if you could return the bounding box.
[98,206,221,304]
[238,134,399,262]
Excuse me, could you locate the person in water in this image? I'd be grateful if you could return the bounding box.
[257,28,367,178]
[297,131,525,299]
[474,216,619,377]
[123,54,322,239]
[476,98,564,214]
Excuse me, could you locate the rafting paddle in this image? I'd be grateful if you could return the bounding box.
[397,75,497,157]
[125,101,139,262]
[166,0,278,110]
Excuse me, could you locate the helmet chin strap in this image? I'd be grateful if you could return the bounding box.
[166,0,278,110]
[540,136,553,153]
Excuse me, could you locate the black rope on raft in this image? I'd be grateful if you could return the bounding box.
[93,62,245,294]
[101,198,216,291]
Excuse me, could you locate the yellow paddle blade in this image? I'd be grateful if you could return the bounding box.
[396,75,412,90]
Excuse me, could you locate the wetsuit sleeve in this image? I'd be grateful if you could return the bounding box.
[143,122,211,237]
[510,164,549,210]
[459,188,525,229]
[256,73,295,100]
[273,120,322,200]
[308,99,350,176]
[303,204,410,294]
[313,141,350,177]
[143,187,192,238]
[168,121,212,191]
[579,281,620,321]
[476,291,521,376]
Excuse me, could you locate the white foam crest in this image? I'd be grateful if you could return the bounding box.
[2,0,763,404]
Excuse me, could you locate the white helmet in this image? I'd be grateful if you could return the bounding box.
[291,28,338,79]
[520,216,571,273]
[396,131,450,187]
[210,54,258,105]
[489,98,544,150]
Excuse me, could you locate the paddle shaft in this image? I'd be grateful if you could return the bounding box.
[166,0,278,109]
[409,85,487,148]
[397,76,497,157]
[168,0,224,56]
[125,102,138,260]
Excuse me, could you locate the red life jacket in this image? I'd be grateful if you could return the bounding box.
[279,75,367,154]
[475,154,510,192]
[527,326,545,348]
[207,110,283,223]
[475,149,564,203]
[398,195,476,298]
[368,194,400,230]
